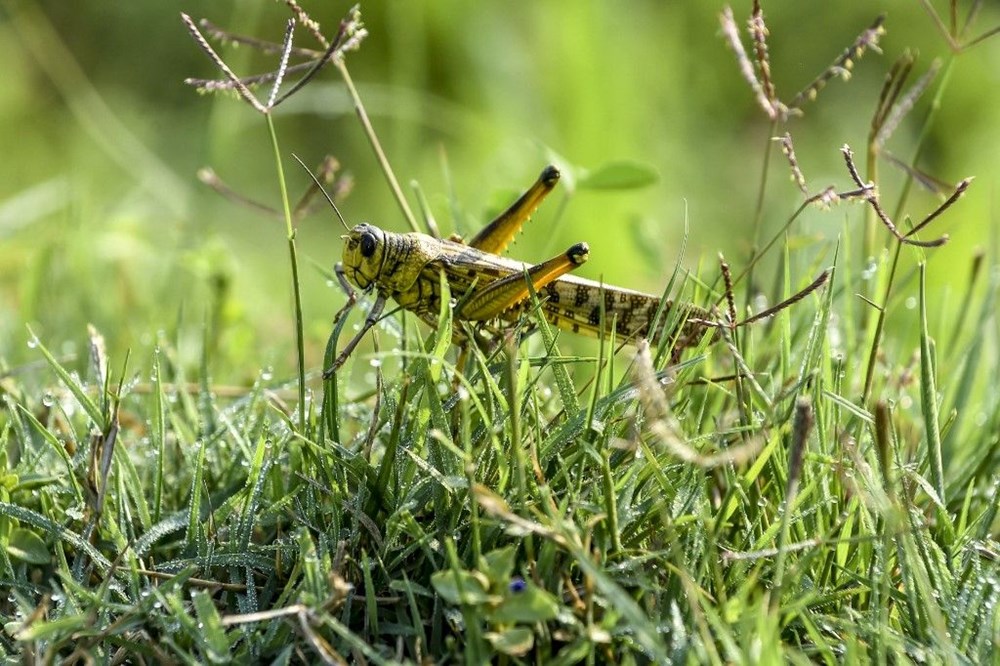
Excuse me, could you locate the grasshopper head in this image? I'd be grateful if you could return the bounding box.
[342,223,387,290]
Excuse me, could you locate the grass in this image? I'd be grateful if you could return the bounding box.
[2,2,999,663]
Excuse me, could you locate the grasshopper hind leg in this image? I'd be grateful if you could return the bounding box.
[467,165,561,255]
[458,242,590,321]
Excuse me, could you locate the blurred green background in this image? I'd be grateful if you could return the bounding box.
[2,1,997,380]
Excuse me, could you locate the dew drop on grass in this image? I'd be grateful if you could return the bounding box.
[261,367,274,381]
[904,296,917,310]
[41,392,55,407]
[26,337,38,349]
[861,258,878,280]
[828,328,843,353]
[369,358,382,368]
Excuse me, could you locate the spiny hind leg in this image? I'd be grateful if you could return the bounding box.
[458,242,590,321]
[466,165,560,254]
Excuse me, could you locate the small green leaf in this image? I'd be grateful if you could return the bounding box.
[427,269,453,382]
[6,614,92,641]
[27,327,105,428]
[7,528,49,564]
[431,569,494,606]
[488,582,559,623]
[577,161,659,191]
[486,627,535,656]
[481,546,516,584]
[192,590,232,663]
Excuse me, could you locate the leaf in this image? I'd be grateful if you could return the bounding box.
[192,590,232,663]
[428,269,453,383]
[431,569,494,606]
[7,528,49,564]
[480,546,516,584]
[7,614,92,641]
[27,327,105,428]
[577,161,659,191]
[486,627,535,656]
[488,582,560,623]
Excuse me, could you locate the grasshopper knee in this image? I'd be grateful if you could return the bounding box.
[566,242,590,265]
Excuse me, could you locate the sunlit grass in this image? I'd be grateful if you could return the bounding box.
[1,1,999,662]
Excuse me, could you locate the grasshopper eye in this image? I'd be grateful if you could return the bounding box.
[360,232,377,258]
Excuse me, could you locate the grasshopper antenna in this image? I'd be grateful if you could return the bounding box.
[292,153,351,231]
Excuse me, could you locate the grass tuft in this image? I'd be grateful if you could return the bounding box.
[2,2,999,663]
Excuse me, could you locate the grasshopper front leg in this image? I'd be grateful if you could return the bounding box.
[323,262,388,377]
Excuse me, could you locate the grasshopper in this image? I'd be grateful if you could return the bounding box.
[326,166,826,375]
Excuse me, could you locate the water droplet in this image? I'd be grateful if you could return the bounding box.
[904,296,917,310]
[26,337,38,349]
[861,258,878,281]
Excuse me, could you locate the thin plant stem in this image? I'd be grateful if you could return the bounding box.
[864,129,880,268]
[860,58,955,405]
[266,113,307,432]
[751,119,779,245]
[861,243,901,404]
[744,118,779,313]
[334,58,420,233]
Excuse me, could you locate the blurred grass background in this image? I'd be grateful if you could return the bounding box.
[1,0,997,381]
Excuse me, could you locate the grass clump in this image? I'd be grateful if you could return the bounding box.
[2,2,999,663]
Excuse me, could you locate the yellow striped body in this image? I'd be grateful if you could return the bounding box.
[341,223,710,344]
